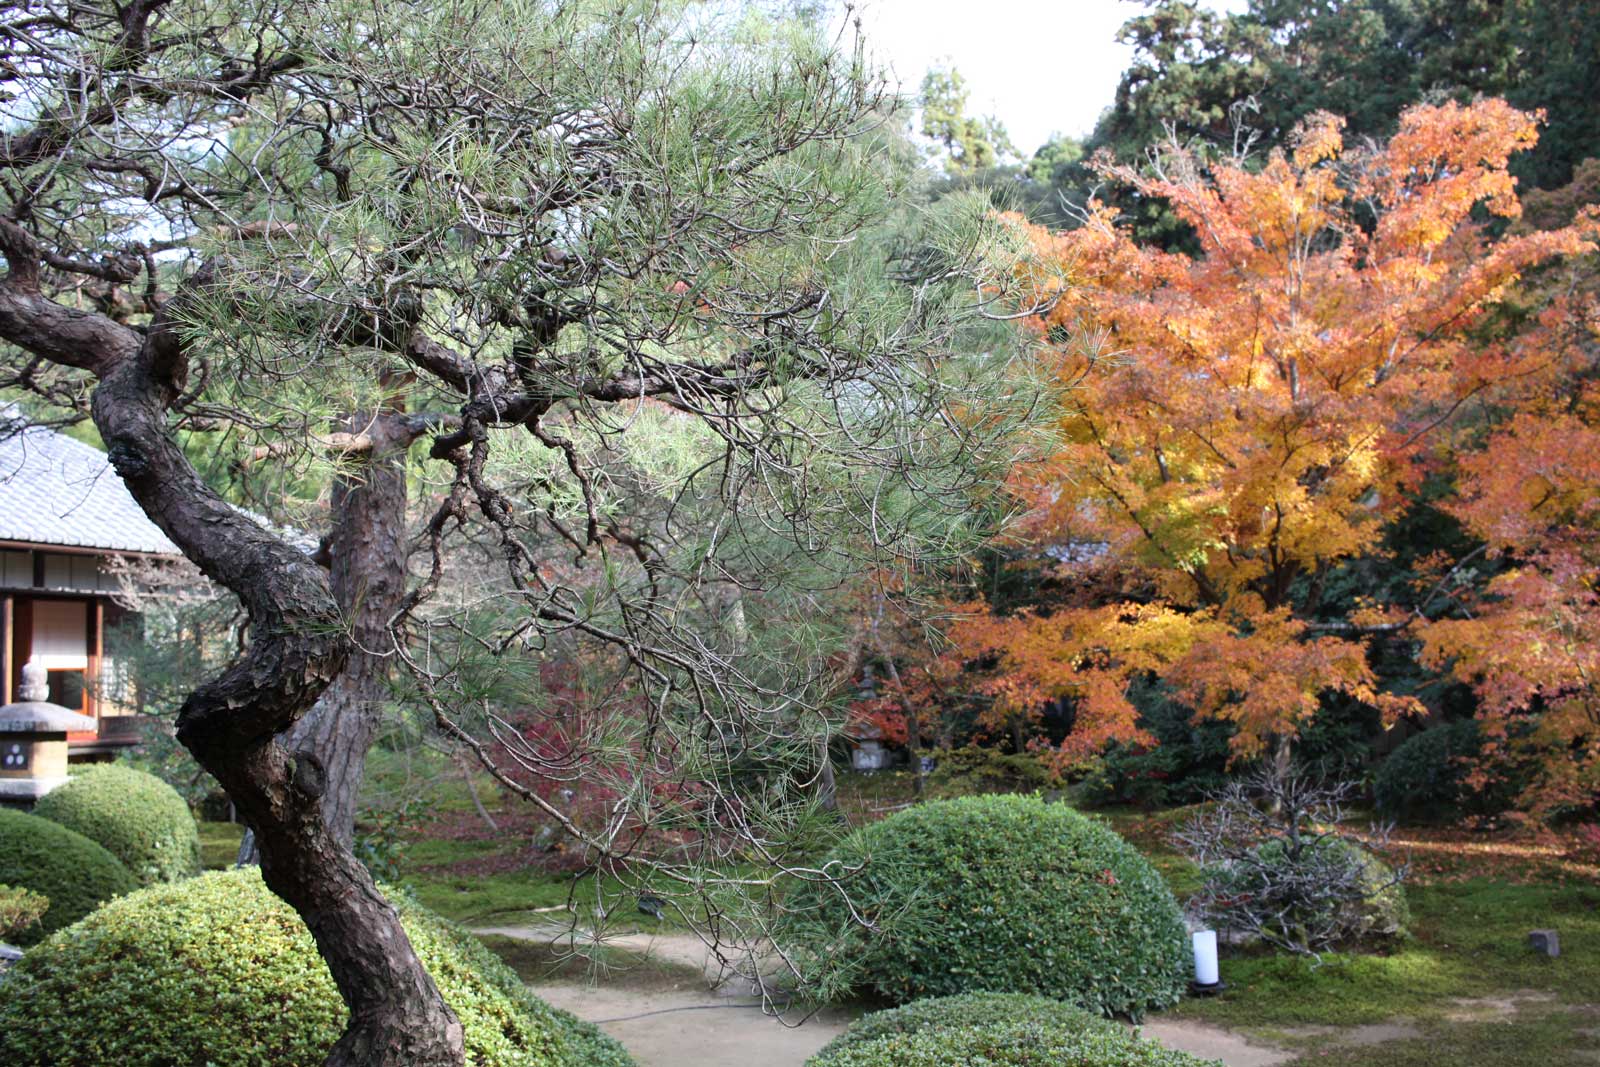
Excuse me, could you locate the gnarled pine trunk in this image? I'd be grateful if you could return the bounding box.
[238,405,414,864]
[93,345,464,1067]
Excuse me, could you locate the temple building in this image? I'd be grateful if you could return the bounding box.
[0,411,178,762]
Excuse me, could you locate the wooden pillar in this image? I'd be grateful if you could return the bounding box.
[1,595,11,705]
[10,598,30,702]
[86,598,102,724]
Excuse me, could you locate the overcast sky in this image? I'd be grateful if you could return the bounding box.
[846,0,1248,154]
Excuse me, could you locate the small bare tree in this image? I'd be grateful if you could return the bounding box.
[1174,769,1409,959]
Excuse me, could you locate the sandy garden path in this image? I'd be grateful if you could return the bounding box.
[478,923,1305,1067]
[532,982,853,1067]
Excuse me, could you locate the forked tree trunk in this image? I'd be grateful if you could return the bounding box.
[292,407,412,843]
[880,654,924,796]
[869,596,925,796]
[240,405,413,864]
[1267,733,1295,816]
[816,753,838,813]
[93,346,465,1067]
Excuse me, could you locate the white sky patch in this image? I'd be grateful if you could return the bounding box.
[847,0,1249,155]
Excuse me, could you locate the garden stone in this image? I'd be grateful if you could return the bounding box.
[1529,929,1560,957]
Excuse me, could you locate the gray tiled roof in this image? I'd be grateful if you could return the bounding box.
[0,411,179,555]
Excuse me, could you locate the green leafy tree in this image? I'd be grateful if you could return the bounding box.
[1027,134,1085,188]
[1094,0,1600,191]
[1094,0,1271,160]
[920,65,1017,175]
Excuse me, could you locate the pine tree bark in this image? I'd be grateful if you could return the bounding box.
[90,336,464,1066]
[237,405,413,862]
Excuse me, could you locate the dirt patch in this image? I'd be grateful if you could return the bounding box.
[413,808,595,876]
[420,847,579,878]
[420,806,540,843]
[1443,989,1557,1022]
[1354,825,1600,885]
[488,924,1353,1067]
[475,925,739,986]
[478,933,708,994]
[1137,1019,1294,1067]
[1278,1021,1424,1046]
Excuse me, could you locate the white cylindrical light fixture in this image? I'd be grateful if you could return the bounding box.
[1192,929,1219,986]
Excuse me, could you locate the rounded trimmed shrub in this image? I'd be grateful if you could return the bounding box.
[814,993,1118,1061]
[1374,720,1521,821]
[34,763,201,885]
[0,807,137,944]
[0,868,635,1067]
[789,795,1190,1017]
[808,1017,1219,1067]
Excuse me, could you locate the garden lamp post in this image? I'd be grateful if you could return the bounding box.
[1191,928,1224,995]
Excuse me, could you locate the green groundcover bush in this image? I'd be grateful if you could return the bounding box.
[1213,836,1409,948]
[0,868,634,1067]
[34,763,202,885]
[812,993,1119,1060]
[808,1017,1220,1067]
[1373,720,1523,821]
[0,882,50,942]
[0,807,137,945]
[789,795,1190,1017]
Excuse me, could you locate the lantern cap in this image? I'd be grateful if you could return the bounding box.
[0,702,96,733]
[1,659,94,732]
[1,663,94,733]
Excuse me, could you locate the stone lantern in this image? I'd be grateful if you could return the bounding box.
[849,720,891,771]
[0,660,95,808]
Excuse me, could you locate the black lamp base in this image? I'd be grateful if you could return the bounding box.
[1188,980,1227,997]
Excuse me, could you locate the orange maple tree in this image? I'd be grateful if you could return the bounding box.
[952,100,1598,776]
[1418,326,1600,816]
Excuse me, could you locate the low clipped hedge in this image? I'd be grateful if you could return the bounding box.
[0,868,634,1067]
[789,795,1190,1017]
[0,808,137,944]
[813,993,1119,1061]
[925,747,1058,799]
[34,763,201,885]
[808,1017,1220,1067]
[1374,720,1522,821]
